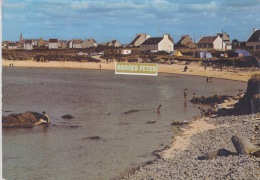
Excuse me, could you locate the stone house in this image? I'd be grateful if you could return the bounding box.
[175,35,196,48]
[82,39,98,48]
[140,34,174,52]
[246,28,260,51]
[129,34,150,46]
[49,39,59,49]
[38,38,45,47]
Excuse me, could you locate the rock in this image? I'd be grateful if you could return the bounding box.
[87,136,101,140]
[171,120,189,126]
[231,135,259,155]
[252,150,260,157]
[200,148,236,160]
[2,111,49,128]
[61,114,74,119]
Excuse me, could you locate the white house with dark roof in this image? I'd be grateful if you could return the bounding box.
[24,39,33,50]
[129,34,150,46]
[140,34,174,52]
[82,39,98,48]
[49,39,59,49]
[197,35,223,50]
[246,28,260,51]
[7,42,17,50]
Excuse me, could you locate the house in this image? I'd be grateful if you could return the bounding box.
[175,35,196,48]
[129,34,150,46]
[82,39,98,48]
[24,39,33,50]
[106,40,121,47]
[246,28,260,51]
[68,39,82,48]
[121,49,131,55]
[197,35,227,50]
[59,40,68,49]
[140,34,174,53]
[44,41,49,48]
[217,32,232,50]
[38,38,45,47]
[7,42,17,50]
[49,39,59,49]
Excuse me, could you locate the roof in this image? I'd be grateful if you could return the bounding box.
[49,39,58,43]
[141,37,163,45]
[247,30,260,42]
[129,34,141,45]
[73,39,82,44]
[197,36,217,44]
[24,39,33,44]
[8,42,16,46]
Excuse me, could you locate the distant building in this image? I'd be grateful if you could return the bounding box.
[246,28,260,51]
[197,33,232,50]
[38,38,45,47]
[106,40,121,47]
[49,39,59,49]
[175,35,196,49]
[68,39,82,48]
[129,34,150,46]
[7,42,17,50]
[82,39,98,48]
[24,39,33,50]
[121,49,131,55]
[140,34,174,52]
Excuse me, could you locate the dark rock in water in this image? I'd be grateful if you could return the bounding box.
[199,148,236,160]
[87,136,101,140]
[190,95,230,104]
[2,111,49,128]
[61,114,74,119]
[124,109,141,114]
[69,125,81,128]
[171,120,190,126]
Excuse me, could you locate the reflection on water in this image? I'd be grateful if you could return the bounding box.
[2,67,246,179]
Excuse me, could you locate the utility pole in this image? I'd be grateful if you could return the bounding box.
[222,29,224,51]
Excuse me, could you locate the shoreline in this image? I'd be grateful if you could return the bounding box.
[121,113,260,179]
[2,59,259,82]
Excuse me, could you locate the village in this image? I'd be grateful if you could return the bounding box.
[2,28,260,68]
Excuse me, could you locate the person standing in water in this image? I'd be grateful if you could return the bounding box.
[184,89,188,99]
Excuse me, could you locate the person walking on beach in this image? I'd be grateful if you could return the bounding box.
[99,64,101,70]
[184,89,188,99]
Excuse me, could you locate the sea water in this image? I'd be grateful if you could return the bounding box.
[2,67,246,179]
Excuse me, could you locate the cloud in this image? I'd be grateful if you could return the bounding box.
[3,2,26,9]
[71,1,89,10]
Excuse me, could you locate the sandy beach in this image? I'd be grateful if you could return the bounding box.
[2,59,259,82]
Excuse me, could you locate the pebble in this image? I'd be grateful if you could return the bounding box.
[120,113,260,180]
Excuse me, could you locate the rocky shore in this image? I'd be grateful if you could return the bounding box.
[120,113,260,180]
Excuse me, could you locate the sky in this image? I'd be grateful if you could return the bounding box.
[2,0,260,44]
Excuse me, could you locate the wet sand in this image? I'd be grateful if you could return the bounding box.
[2,59,259,82]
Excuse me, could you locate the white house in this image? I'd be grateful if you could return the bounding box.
[129,34,150,46]
[140,34,174,52]
[72,39,82,48]
[7,42,17,50]
[121,49,131,55]
[49,39,59,49]
[24,39,33,50]
[197,33,231,50]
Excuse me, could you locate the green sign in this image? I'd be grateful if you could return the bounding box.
[115,62,158,76]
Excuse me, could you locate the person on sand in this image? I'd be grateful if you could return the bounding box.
[99,64,101,70]
[184,66,188,72]
[184,89,188,99]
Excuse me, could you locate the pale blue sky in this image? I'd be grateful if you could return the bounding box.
[2,0,260,44]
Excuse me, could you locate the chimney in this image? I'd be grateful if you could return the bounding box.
[163,34,169,39]
[253,28,258,32]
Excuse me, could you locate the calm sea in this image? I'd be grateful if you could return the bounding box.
[2,66,246,180]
